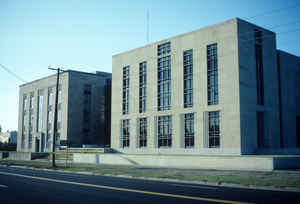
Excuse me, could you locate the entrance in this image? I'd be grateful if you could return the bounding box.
[35,138,40,152]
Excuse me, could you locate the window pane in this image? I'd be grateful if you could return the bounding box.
[207,44,218,105]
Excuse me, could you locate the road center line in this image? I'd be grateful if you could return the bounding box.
[0,171,254,204]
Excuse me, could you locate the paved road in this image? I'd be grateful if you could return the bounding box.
[0,166,299,204]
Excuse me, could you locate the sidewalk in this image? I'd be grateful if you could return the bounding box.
[1,159,300,192]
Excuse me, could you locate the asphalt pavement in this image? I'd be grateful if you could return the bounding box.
[0,166,299,204]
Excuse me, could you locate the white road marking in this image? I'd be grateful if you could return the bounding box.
[168,183,218,190]
[0,184,8,188]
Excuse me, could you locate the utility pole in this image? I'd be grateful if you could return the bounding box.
[48,66,63,168]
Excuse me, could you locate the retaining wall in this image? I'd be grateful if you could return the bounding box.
[8,152,32,160]
[73,154,300,171]
[5,152,49,161]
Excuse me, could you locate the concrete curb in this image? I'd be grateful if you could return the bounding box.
[1,164,300,193]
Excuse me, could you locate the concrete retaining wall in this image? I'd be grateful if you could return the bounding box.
[273,157,300,169]
[254,148,300,155]
[67,148,111,153]
[8,152,32,160]
[74,154,297,171]
[5,152,49,161]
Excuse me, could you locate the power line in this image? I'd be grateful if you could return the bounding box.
[137,18,300,60]
[0,21,298,87]
[126,25,300,64]
[245,3,300,20]
[0,63,27,83]
[223,19,300,43]
[269,19,300,29]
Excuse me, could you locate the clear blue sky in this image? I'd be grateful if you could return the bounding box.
[0,0,299,132]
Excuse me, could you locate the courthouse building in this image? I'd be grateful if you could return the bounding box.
[111,18,300,155]
[17,70,111,152]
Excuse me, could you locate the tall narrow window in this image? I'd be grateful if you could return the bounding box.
[139,62,147,113]
[57,86,62,144]
[37,90,44,132]
[83,84,91,144]
[46,88,54,149]
[255,29,264,105]
[184,113,194,148]
[208,111,220,148]
[158,56,171,111]
[21,95,27,149]
[58,87,62,103]
[184,49,193,108]
[207,44,218,105]
[296,116,300,148]
[122,66,130,115]
[121,119,130,147]
[138,117,147,147]
[157,42,171,56]
[28,93,34,149]
[257,111,268,148]
[158,115,172,147]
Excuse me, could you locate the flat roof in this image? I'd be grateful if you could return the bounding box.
[113,17,275,58]
[277,49,300,59]
[19,69,111,88]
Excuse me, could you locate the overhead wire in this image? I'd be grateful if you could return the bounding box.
[0,63,27,83]
[118,26,300,68]
[1,25,299,83]
[134,3,300,62]
[1,4,299,83]
[244,3,300,20]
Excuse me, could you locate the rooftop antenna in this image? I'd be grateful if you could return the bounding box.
[147,9,149,43]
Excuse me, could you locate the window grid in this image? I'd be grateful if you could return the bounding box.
[57,87,62,144]
[56,132,61,145]
[208,111,220,148]
[122,119,130,147]
[157,42,171,56]
[83,84,91,143]
[257,111,264,148]
[37,91,44,133]
[158,56,171,111]
[207,44,218,105]
[184,113,194,148]
[139,62,147,113]
[46,88,53,149]
[58,87,62,103]
[21,95,27,149]
[139,118,147,147]
[28,94,34,149]
[57,88,62,129]
[184,49,193,108]
[254,29,264,105]
[296,117,300,148]
[158,115,172,148]
[122,66,130,115]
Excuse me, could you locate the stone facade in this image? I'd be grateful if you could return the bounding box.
[277,50,300,149]
[17,70,111,152]
[111,18,300,155]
